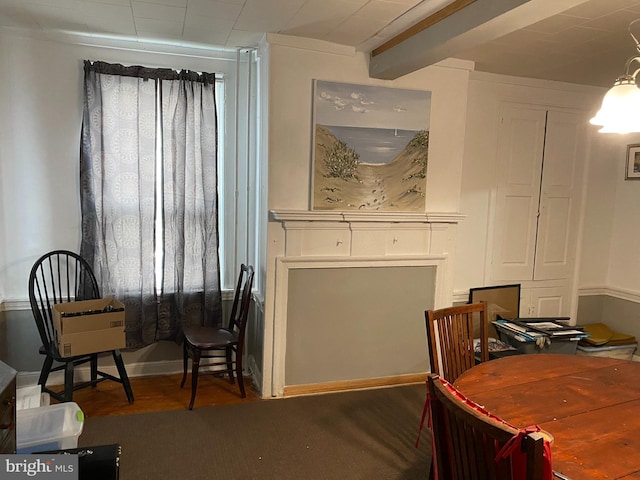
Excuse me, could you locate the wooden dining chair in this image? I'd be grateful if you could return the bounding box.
[427,374,548,480]
[181,264,255,410]
[28,250,134,403]
[425,301,488,382]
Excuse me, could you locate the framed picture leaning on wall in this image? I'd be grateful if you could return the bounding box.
[469,284,521,338]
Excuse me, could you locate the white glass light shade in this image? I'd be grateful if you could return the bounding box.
[590,80,640,133]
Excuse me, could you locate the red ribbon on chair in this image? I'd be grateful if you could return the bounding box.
[495,425,554,480]
[416,383,443,480]
[416,382,430,448]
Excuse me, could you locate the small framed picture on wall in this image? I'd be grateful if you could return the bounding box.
[626,144,640,180]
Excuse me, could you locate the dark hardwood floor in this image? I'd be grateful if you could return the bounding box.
[51,373,263,418]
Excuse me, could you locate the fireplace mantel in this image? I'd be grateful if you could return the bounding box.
[269,209,466,224]
[268,209,465,258]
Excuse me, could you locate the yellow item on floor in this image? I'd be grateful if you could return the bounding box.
[580,323,636,347]
[606,330,637,346]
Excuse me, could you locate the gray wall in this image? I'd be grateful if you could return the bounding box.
[0,296,257,378]
[285,266,436,386]
[0,310,42,372]
[577,295,640,341]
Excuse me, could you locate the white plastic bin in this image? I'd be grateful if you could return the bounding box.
[16,402,84,453]
[576,343,637,361]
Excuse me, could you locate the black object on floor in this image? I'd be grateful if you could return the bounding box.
[37,443,121,480]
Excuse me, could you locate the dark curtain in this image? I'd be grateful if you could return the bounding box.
[80,60,222,348]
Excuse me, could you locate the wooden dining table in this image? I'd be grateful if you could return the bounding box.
[453,353,640,480]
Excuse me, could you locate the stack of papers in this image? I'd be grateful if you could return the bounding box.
[494,319,589,343]
[520,321,587,338]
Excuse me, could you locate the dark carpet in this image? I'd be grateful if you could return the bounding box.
[79,384,431,480]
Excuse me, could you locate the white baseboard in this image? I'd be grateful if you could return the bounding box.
[0,299,30,312]
[19,358,186,389]
[22,356,265,397]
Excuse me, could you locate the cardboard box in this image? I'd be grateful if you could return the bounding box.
[52,298,126,357]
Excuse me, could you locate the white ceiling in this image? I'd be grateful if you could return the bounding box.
[0,0,430,51]
[455,0,640,87]
[1,0,640,87]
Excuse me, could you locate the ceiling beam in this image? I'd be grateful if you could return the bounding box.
[368,0,592,80]
[372,0,478,57]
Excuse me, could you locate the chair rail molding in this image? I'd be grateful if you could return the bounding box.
[579,285,640,304]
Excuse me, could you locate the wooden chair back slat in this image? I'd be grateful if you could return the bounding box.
[427,374,546,480]
[425,302,488,382]
[29,250,101,352]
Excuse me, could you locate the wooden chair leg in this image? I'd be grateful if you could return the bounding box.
[180,341,189,389]
[64,362,74,402]
[226,347,235,384]
[38,355,53,388]
[188,350,201,410]
[90,354,98,386]
[236,349,246,398]
[112,350,134,403]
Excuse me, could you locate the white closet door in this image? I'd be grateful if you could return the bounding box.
[528,285,570,317]
[534,110,584,280]
[491,103,546,281]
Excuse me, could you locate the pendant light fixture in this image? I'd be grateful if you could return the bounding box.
[590,19,640,133]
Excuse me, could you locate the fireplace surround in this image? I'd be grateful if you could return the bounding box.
[265,210,465,397]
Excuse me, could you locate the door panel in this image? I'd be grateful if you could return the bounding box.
[534,110,584,280]
[491,104,546,281]
[529,285,570,317]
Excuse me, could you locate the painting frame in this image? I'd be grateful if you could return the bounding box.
[626,144,640,180]
[311,79,432,212]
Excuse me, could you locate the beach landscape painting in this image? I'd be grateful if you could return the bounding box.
[312,80,431,211]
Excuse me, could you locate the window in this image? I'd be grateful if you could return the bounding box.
[79,50,261,348]
[80,61,222,346]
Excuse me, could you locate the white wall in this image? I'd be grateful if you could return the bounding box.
[604,132,640,295]
[578,132,621,289]
[0,30,85,302]
[0,28,238,303]
[577,112,640,301]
